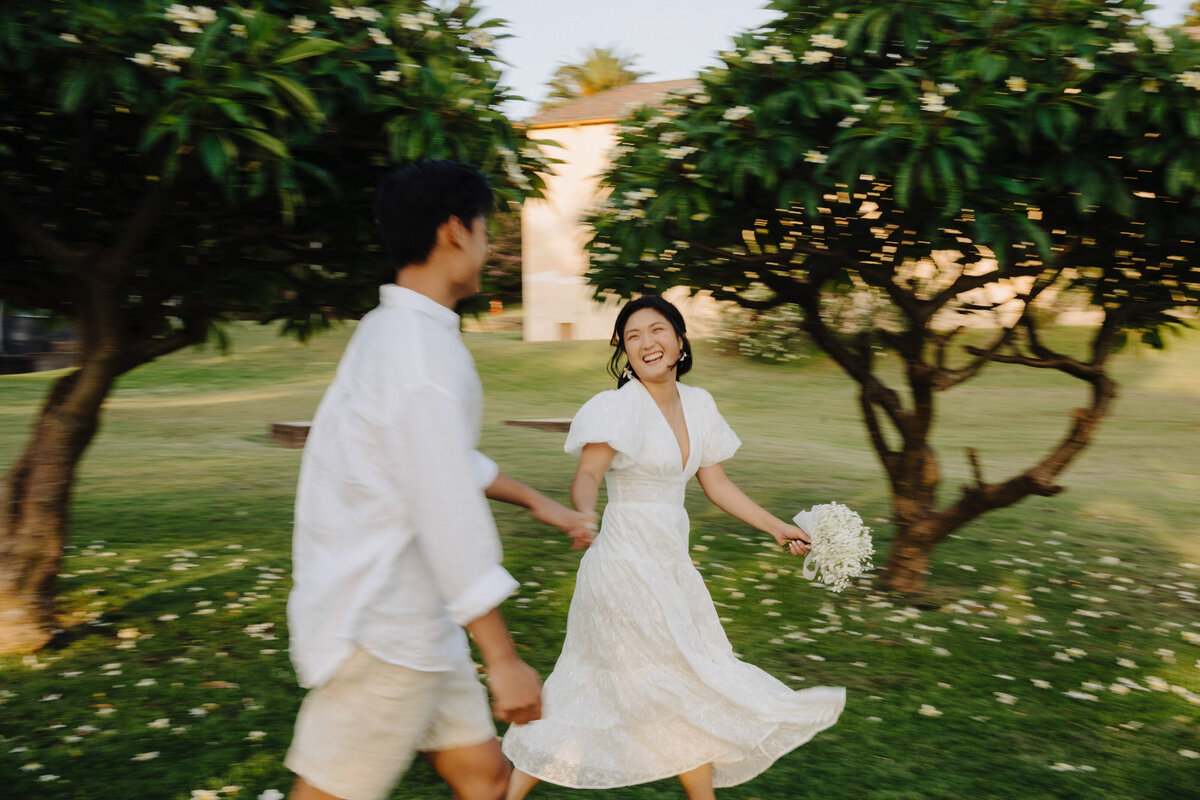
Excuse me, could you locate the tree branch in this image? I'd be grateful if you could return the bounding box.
[0,190,89,270]
[689,241,780,266]
[110,183,169,274]
[940,270,1061,389]
[709,287,780,311]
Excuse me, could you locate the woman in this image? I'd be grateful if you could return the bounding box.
[502,296,845,799]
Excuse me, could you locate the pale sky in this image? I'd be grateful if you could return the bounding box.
[479,0,1194,120]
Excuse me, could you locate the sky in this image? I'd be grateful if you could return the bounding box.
[478,0,1194,120]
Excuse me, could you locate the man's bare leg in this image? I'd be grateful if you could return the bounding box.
[423,739,510,800]
[678,762,716,800]
[287,776,342,800]
[504,768,541,800]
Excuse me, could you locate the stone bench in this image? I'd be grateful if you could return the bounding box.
[503,418,572,433]
[271,422,312,448]
[272,418,571,449]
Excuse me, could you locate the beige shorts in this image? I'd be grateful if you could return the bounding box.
[284,647,496,800]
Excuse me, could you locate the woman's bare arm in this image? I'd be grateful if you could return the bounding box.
[696,462,810,555]
[571,442,617,518]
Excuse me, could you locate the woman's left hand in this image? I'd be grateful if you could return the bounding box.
[774,523,811,556]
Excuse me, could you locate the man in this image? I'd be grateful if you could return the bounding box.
[285,160,595,800]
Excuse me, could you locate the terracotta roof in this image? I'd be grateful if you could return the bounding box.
[522,78,701,129]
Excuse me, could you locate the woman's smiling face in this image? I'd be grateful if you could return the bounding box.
[623,307,683,383]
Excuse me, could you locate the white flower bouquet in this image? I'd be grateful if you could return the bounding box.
[791,502,874,592]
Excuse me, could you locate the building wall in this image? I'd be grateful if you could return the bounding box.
[521,123,722,342]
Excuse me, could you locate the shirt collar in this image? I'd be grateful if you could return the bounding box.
[379,284,461,332]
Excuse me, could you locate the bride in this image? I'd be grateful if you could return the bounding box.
[502,296,845,799]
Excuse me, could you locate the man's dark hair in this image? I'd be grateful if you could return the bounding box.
[373,160,494,269]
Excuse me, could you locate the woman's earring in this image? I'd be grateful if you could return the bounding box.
[621,365,634,380]
[678,351,688,363]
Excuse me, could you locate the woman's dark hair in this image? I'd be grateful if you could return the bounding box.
[608,295,693,387]
[373,160,494,269]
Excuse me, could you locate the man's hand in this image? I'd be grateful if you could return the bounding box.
[485,655,543,725]
[531,498,598,550]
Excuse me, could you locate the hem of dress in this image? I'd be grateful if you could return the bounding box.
[713,705,845,787]
[505,692,846,790]
[507,752,729,791]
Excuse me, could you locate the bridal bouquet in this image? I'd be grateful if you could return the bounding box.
[790,502,874,592]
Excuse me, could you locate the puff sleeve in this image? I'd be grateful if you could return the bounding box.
[697,388,742,467]
[564,389,642,470]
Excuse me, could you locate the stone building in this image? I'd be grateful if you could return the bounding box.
[520,79,725,342]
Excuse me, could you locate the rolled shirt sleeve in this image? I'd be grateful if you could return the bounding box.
[471,450,500,491]
[391,382,518,627]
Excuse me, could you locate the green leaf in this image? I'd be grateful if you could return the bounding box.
[273,38,344,66]
[234,128,290,159]
[59,65,92,114]
[263,73,325,124]
[198,134,228,181]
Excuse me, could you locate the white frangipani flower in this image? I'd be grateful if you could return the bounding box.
[664,146,699,160]
[1005,76,1028,93]
[811,33,847,49]
[921,92,948,112]
[1065,57,1094,71]
[801,50,833,65]
[762,45,794,63]
[290,15,316,34]
[152,43,195,61]
[367,27,392,45]
[377,70,401,83]
[722,105,752,121]
[1146,27,1174,53]
[1176,72,1200,91]
[465,29,494,49]
[804,150,828,164]
[1107,41,1138,54]
[330,6,356,20]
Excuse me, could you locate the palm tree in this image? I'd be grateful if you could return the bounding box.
[540,46,648,110]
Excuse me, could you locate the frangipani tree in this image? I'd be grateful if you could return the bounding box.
[584,0,1200,592]
[0,0,551,652]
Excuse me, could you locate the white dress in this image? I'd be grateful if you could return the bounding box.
[502,380,845,789]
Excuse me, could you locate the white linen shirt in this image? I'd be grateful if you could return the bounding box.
[288,284,519,688]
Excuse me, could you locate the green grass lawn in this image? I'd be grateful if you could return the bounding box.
[1,321,1198,800]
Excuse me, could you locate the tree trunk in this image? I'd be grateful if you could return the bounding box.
[0,364,115,654]
[880,525,937,594]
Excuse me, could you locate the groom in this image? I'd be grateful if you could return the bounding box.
[285,160,595,800]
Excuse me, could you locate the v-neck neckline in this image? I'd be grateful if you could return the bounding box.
[632,379,692,471]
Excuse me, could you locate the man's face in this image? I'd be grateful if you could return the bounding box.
[449,214,490,301]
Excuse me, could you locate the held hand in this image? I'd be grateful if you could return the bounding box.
[485,656,543,725]
[774,523,811,557]
[531,499,598,550]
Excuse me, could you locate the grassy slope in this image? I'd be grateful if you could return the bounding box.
[0,322,1197,799]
